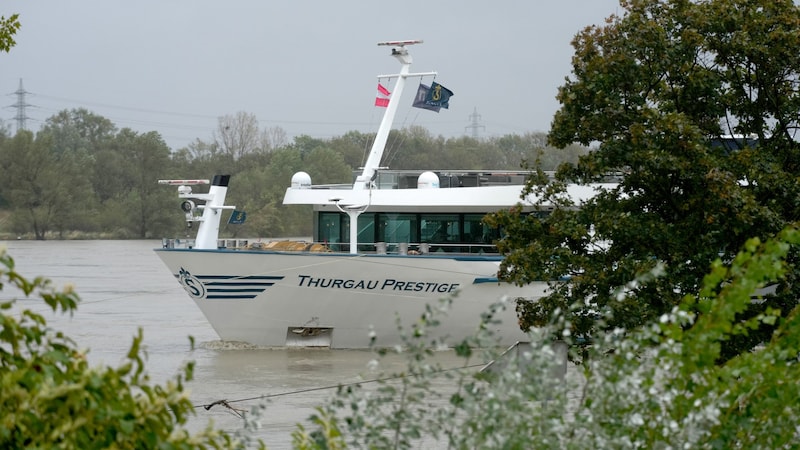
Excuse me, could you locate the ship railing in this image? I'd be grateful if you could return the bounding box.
[308,183,352,190]
[239,240,498,255]
[162,237,499,255]
[161,238,252,249]
[162,238,197,249]
[161,238,276,250]
[359,241,498,255]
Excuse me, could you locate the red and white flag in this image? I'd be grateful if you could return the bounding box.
[375,83,391,107]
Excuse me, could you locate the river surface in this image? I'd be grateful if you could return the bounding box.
[0,240,489,448]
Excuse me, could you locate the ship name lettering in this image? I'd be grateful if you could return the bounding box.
[297,275,458,293]
[380,279,459,293]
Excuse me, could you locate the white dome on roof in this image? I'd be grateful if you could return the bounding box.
[291,172,312,189]
[417,171,439,189]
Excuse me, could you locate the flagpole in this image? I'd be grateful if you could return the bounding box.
[354,42,435,190]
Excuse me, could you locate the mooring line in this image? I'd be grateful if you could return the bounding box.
[197,362,486,411]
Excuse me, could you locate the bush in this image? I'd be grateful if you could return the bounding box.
[0,248,264,449]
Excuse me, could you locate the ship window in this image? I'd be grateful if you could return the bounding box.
[356,213,376,252]
[463,214,493,243]
[377,213,418,247]
[463,214,498,254]
[321,212,377,252]
[318,212,343,250]
[420,214,459,251]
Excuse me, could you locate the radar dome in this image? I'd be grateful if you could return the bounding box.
[291,171,312,189]
[417,171,440,189]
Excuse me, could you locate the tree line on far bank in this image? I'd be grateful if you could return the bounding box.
[0,108,588,240]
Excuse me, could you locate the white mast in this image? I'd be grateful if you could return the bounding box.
[354,40,435,190]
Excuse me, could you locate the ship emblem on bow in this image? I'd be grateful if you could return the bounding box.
[176,268,284,300]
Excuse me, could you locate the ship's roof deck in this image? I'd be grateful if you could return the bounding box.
[307,169,547,190]
[306,169,622,191]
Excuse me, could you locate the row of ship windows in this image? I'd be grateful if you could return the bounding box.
[317,212,502,253]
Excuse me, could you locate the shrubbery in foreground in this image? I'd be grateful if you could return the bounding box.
[294,227,800,449]
[0,249,264,449]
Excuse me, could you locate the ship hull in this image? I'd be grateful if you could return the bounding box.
[155,248,542,348]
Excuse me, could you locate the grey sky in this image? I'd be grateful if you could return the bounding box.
[3,1,621,150]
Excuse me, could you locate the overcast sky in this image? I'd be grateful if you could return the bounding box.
[3,1,621,150]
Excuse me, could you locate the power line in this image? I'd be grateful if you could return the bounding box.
[33,93,218,120]
[4,83,478,148]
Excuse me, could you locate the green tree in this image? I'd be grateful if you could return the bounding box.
[36,109,112,235]
[126,130,175,237]
[41,108,117,154]
[492,133,546,168]
[0,249,261,448]
[250,140,354,237]
[304,146,353,185]
[489,0,800,359]
[328,131,373,170]
[262,146,309,236]
[384,126,445,169]
[441,135,499,169]
[290,135,328,159]
[0,131,81,239]
[0,13,20,52]
[39,108,118,222]
[104,129,175,238]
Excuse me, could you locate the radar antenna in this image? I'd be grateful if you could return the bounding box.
[377,39,423,47]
